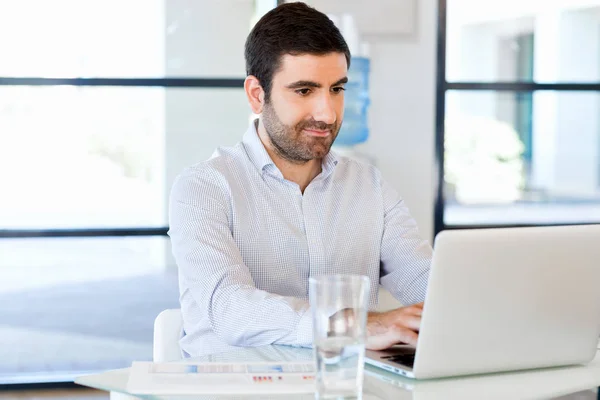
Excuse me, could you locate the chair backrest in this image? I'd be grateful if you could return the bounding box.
[153,309,184,362]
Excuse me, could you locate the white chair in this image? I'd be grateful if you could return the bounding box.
[153,308,184,362]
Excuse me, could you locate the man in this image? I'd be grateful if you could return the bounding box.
[168,2,432,358]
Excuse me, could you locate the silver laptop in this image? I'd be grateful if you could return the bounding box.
[365,225,600,379]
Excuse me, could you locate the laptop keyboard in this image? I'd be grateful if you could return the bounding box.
[381,353,416,368]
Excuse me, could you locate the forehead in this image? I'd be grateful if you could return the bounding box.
[274,53,348,84]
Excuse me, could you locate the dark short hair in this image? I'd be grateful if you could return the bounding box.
[245,2,351,102]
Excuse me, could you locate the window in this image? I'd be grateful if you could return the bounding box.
[436,0,600,232]
[0,0,269,386]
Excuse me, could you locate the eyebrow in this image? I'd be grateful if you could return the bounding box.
[285,77,348,89]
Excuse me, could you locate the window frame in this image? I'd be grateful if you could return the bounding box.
[434,0,600,235]
[0,77,244,239]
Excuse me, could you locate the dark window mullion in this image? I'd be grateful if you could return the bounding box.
[441,221,600,231]
[0,228,169,239]
[434,0,449,236]
[445,82,600,91]
[0,77,245,88]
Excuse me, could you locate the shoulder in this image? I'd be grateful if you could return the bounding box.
[170,143,247,202]
[331,152,384,187]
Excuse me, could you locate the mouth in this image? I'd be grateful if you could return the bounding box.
[303,128,331,137]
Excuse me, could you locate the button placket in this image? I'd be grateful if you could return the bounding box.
[302,185,326,282]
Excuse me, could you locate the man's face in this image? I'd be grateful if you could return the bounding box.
[262,53,348,163]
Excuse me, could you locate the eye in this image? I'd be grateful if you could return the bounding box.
[295,88,311,96]
[332,86,346,94]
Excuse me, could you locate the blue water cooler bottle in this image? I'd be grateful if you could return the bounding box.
[336,56,370,146]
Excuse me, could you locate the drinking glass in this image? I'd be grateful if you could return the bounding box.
[309,275,370,399]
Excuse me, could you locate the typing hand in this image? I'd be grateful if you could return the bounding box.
[365,302,423,350]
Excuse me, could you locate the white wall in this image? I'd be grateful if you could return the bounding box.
[360,0,437,310]
[359,0,437,244]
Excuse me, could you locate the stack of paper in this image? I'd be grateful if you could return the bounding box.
[127,361,316,395]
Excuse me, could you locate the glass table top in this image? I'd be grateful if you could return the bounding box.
[75,345,600,399]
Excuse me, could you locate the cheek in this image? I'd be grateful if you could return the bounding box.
[275,96,312,126]
[337,102,345,119]
[335,98,345,122]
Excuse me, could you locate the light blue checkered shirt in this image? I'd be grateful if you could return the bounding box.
[168,121,432,357]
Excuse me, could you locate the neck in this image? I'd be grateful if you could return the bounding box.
[256,120,322,193]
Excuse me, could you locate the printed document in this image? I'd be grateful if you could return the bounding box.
[126,361,316,395]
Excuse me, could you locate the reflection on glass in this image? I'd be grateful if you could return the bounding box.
[0,1,164,78]
[0,237,179,384]
[444,91,600,225]
[0,0,255,78]
[0,86,166,229]
[0,0,271,387]
[0,86,250,230]
[446,0,600,83]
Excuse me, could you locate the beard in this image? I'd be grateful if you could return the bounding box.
[262,101,341,163]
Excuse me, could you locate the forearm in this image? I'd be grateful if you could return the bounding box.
[188,270,313,348]
[366,311,387,337]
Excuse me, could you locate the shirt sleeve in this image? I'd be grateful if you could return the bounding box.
[168,167,313,350]
[379,177,432,305]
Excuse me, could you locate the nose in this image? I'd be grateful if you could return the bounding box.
[313,93,337,125]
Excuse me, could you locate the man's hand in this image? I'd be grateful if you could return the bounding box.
[365,302,424,350]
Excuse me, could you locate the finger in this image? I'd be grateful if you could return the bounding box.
[400,303,424,316]
[407,307,423,317]
[396,328,419,347]
[395,315,421,332]
[366,326,419,350]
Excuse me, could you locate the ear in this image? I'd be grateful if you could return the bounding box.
[244,75,265,114]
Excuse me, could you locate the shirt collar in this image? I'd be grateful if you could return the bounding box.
[321,149,339,178]
[242,119,339,178]
[242,119,275,173]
